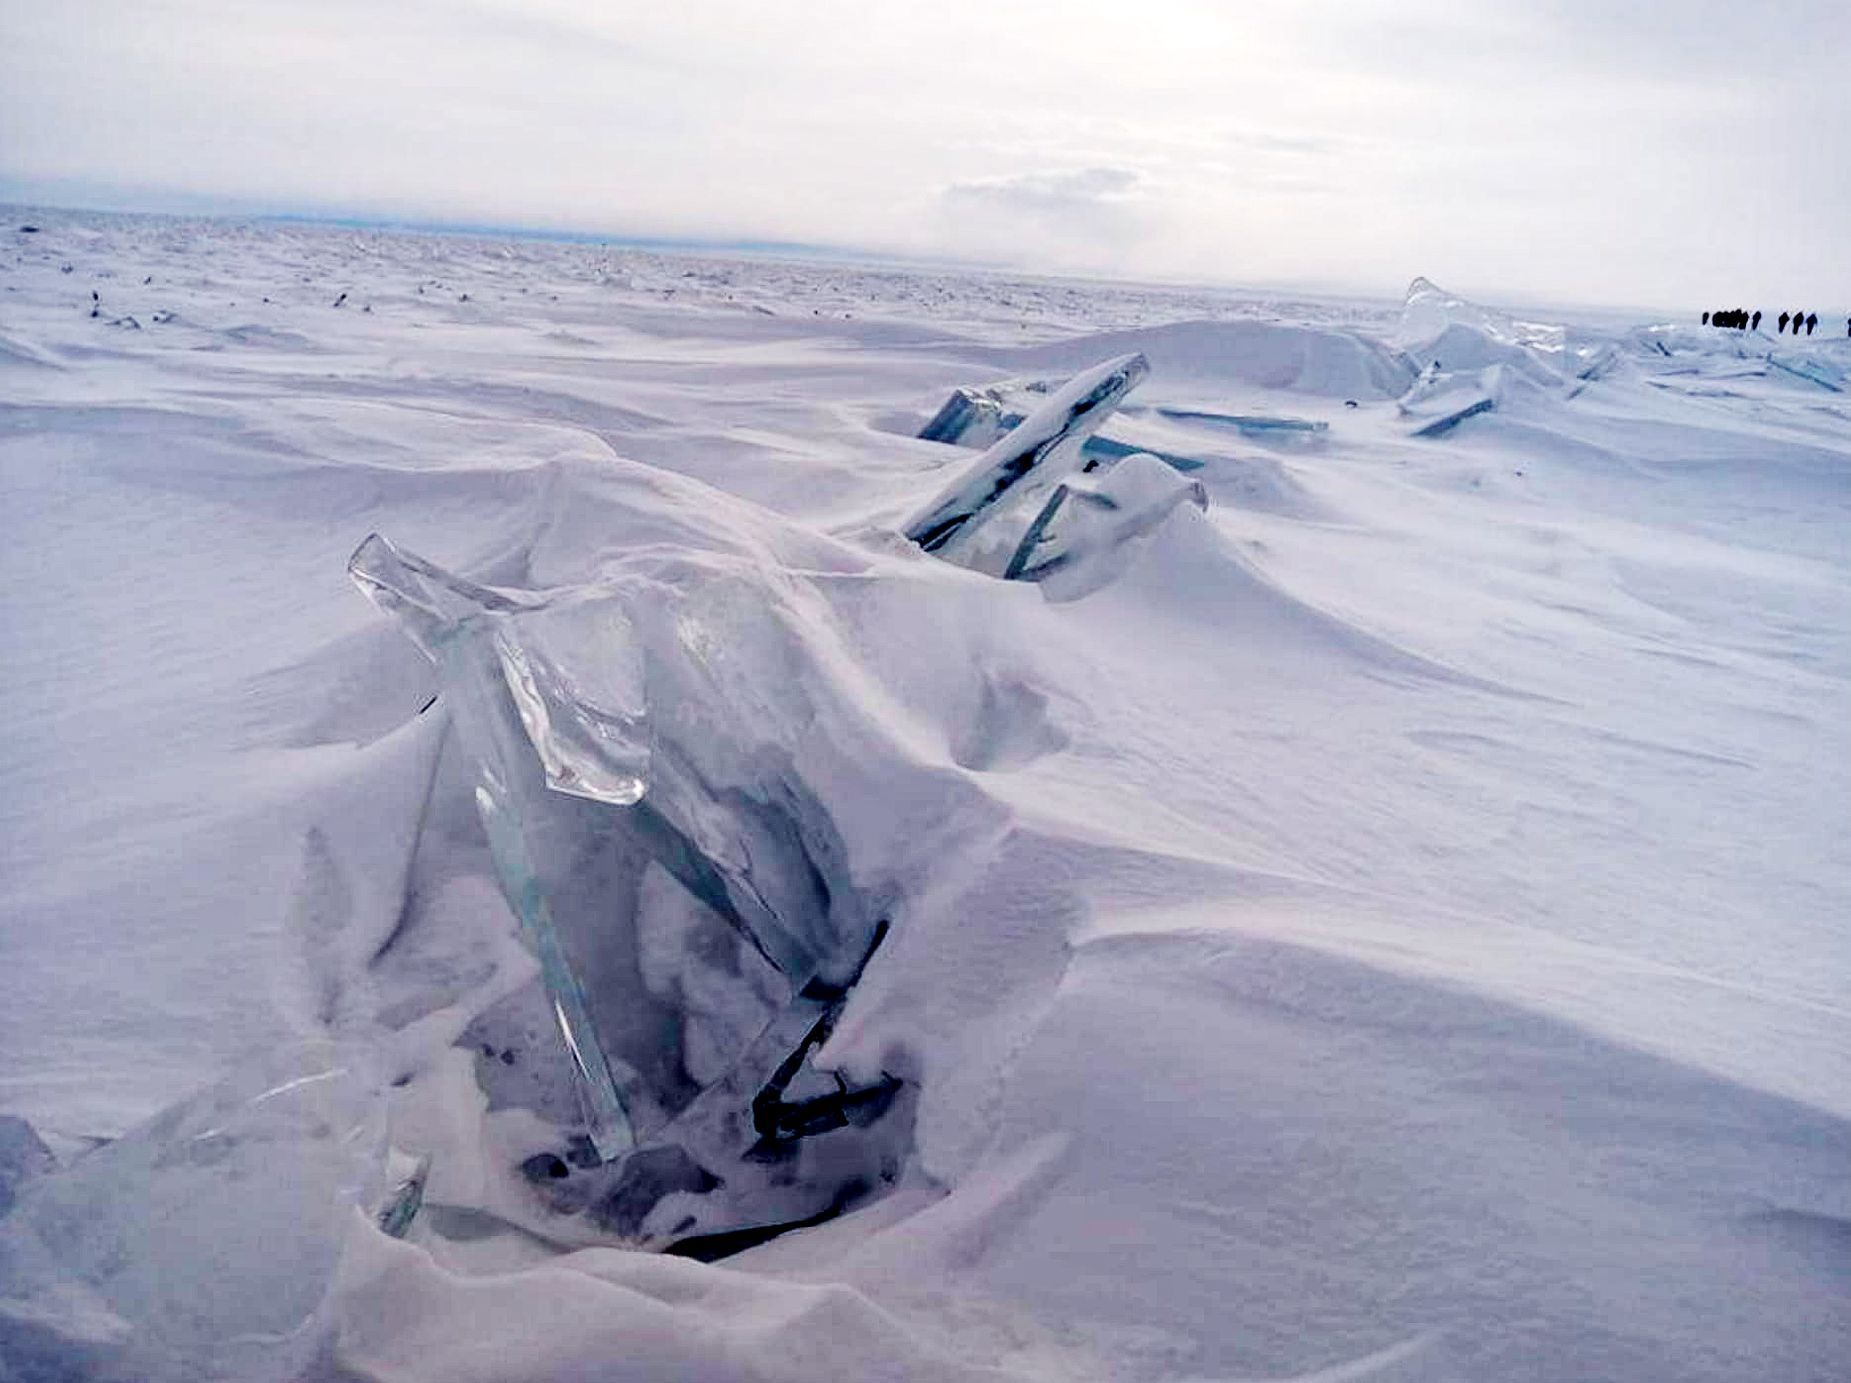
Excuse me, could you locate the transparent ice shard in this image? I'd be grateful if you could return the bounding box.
[349,536,908,1209]
[0,1115,55,1218]
[1005,451,1208,596]
[351,535,637,1157]
[1395,276,1565,370]
[918,366,1212,475]
[0,1042,385,1383]
[1396,360,1506,438]
[1156,408,1328,436]
[917,385,1018,450]
[1394,275,1630,391]
[1769,354,1845,392]
[375,1151,432,1239]
[904,353,1149,560]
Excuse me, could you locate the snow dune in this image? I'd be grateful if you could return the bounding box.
[1,211,1847,1381]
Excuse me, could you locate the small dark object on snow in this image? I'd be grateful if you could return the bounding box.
[520,1152,571,1182]
[17,225,39,233]
[333,291,347,307]
[1344,399,1359,408]
[665,1182,866,1263]
[1779,312,1791,334]
[1752,310,1762,331]
[1806,313,1818,336]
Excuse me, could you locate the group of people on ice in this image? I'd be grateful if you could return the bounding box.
[1703,308,1846,336]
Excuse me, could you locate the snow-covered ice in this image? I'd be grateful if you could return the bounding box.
[1,210,1848,1381]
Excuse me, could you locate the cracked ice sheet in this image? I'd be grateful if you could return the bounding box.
[1,210,1849,1383]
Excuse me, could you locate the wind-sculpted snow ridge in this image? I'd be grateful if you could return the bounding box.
[1002,317,1419,401]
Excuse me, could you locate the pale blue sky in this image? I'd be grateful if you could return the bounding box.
[3,1,1845,308]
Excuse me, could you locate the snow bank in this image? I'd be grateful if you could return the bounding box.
[1002,318,1418,400]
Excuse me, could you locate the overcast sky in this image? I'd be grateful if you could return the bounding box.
[3,1,1846,309]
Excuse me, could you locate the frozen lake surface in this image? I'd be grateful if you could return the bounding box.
[1,210,1847,1381]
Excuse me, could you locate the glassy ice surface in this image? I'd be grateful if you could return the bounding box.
[904,353,1149,560]
[1006,451,1208,595]
[918,366,1213,474]
[1396,358,1510,437]
[1395,276,1616,385]
[917,385,1017,450]
[350,536,898,1178]
[376,1152,432,1239]
[1151,407,1329,438]
[0,1042,384,1383]
[1769,354,1846,392]
[1396,276,1566,364]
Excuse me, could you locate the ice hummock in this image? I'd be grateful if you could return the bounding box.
[1005,451,1208,597]
[1396,360,1508,436]
[349,534,932,1243]
[0,1042,386,1383]
[1391,278,1613,435]
[903,352,1149,561]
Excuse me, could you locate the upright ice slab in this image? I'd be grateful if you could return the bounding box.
[350,535,925,1242]
[904,353,1149,560]
[917,384,1025,450]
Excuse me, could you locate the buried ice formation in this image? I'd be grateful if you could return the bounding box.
[1005,452,1208,594]
[349,533,927,1242]
[904,352,1149,558]
[0,1043,388,1383]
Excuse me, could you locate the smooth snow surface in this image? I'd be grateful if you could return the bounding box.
[2,211,1848,1382]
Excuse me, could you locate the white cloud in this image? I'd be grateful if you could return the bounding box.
[1,0,1845,307]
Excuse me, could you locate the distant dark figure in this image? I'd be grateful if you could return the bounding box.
[1751,310,1762,331]
[1702,311,1711,325]
[1806,312,1818,336]
[1778,311,1791,334]
[1793,309,1804,333]
[1736,309,1748,329]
